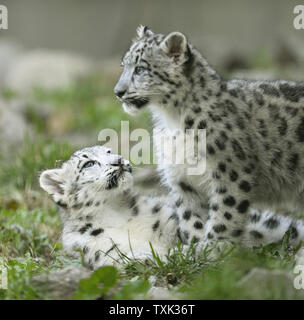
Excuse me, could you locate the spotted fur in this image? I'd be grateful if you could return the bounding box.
[39,146,179,270]
[115,26,304,251]
[40,146,304,268]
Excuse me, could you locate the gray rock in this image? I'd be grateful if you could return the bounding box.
[0,98,33,155]
[0,40,23,88]
[32,266,91,300]
[5,50,93,95]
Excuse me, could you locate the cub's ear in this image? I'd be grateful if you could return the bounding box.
[160,32,188,63]
[136,25,154,39]
[39,169,65,196]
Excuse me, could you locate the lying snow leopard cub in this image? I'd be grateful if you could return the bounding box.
[39,145,179,270]
[40,146,304,270]
[115,25,304,251]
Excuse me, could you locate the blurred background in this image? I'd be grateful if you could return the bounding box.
[0,0,303,198]
[0,0,304,300]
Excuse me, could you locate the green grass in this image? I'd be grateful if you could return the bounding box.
[0,66,303,300]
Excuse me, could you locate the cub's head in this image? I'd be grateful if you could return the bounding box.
[40,146,133,209]
[114,26,195,115]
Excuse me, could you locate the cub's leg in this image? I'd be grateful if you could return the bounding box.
[201,165,254,250]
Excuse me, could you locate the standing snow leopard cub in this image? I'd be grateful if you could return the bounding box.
[39,146,179,270]
[114,26,304,251]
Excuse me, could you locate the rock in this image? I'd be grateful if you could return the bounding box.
[238,268,304,299]
[0,40,23,88]
[5,50,93,95]
[0,98,33,155]
[32,266,91,300]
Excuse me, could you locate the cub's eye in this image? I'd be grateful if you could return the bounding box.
[134,66,145,75]
[83,160,96,169]
[107,150,111,154]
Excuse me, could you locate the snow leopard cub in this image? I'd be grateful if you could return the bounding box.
[39,145,179,270]
[115,25,304,251]
[40,146,304,270]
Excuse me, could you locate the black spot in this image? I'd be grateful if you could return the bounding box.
[194,221,203,229]
[175,198,183,207]
[152,220,160,231]
[229,89,238,98]
[279,83,304,102]
[211,203,219,211]
[183,210,192,220]
[249,213,261,223]
[132,206,139,216]
[225,122,232,131]
[79,223,92,234]
[231,229,243,237]
[264,217,280,229]
[250,230,263,239]
[207,232,214,239]
[218,162,226,173]
[243,167,252,174]
[259,83,280,97]
[231,139,246,160]
[213,224,227,233]
[185,116,194,129]
[254,91,265,106]
[239,180,251,193]
[223,196,236,207]
[285,106,298,117]
[83,246,89,254]
[289,225,298,240]
[224,212,232,220]
[152,204,162,214]
[287,153,299,173]
[192,106,202,114]
[236,200,250,214]
[199,76,206,88]
[215,137,226,151]
[169,213,179,222]
[85,200,93,207]
[207,144,216,155]
[192,236,200,244]
[236,117,245,130]
[278,117,288,136]
[56,201,67,209]
[197,120,206,130]
[296,117,304,142]
[229,170,238,182]
[179,181,195,193]
[90,228,104,236]
[95,251,100,261]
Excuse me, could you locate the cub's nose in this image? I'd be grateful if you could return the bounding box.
[111,155,123,166]
[114,89,126,98]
